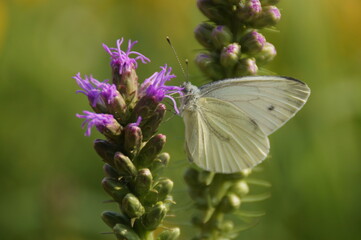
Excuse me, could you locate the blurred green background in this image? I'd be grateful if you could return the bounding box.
[1,0,361,239]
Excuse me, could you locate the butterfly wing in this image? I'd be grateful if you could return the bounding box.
[199,76,310,135]
[183,97,270,173]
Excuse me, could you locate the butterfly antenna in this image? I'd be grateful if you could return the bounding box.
[166,36,187,81]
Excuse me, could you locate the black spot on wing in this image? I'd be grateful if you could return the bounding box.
[268,105,275,111]
[279,76,305,85]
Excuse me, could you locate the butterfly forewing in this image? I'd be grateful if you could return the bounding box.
[183,97,270,173]
[199,76,310,135]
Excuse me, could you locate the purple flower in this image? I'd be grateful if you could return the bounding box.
[103,38,150,75]
[139,65,183,114]
[128,116,142,128]
[250,0,262,14]
[76,111,115,136]
[74,73,118,107]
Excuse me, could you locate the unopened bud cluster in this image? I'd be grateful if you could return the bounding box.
[184,168,251,239]
[195,0,280,79]
[76,39,181,240]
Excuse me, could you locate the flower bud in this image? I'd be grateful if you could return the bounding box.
[94,139,117,166]
[114,152,137,177]
[150,152,170,173]
[194,23,215,49]
[102,177,130,202]
[97,118,122,142]
[198,170,215,186]
[141,202,167,230]
[255,42,277,65]
[220,43,241,68]
[143,189,159,206]
[122,193,145,218]
[113,223,140,240]
[219,220,234,233]
[103,163,120,178]
[134,168,153,196]
[157,228,180,240]
[140,103,166,141]
[184,167,200,187]
[197,0,227,23]
[136,134,166,168]
[229,180,249,198]
[208,176,233,206]
[235,58,258,76]
[219,193,241,213]
[252,6,281,28]
[195,53,224,80]
[101,211,130,228]
[241,31,266,54]
[154,179,174,201]
[223,169,252,181]
[131,95,159,123]
[108,92,127,122]
[123,123,143,156]
[113,68,139,107]
[211,25,232,49]
[237,0,262,22]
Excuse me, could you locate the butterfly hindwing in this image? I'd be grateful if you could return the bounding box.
[183,97,270,173]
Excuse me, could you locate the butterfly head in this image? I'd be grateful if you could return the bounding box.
[180,82,200,114]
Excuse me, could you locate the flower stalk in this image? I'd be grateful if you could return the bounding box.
[187,0,281,239]
[75,38,181,240]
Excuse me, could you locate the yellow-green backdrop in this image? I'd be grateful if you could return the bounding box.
[1,0,360,239]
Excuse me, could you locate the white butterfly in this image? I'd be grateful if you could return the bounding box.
[180,76,310,173]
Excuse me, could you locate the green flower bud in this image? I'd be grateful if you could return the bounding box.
[220,43,241,68]
[255,42,277,65]
[229,180,249,198]
[131,95,159,123]
[114,152,137,177]
[101,211,130,228]
[219,220,234,233]
[208,176,233,206]
[198,170,215,186]
[122,193,145,218]
[219,193,241,213]
[154,179,174,201]
[103,163,120,178]
[143,189,159,206]
[157,228,180,240]
[108,92,127,122]
[113,223,140,240]
[195,53,224,80]
[211,25,232,49]
[184,167,200,187]
[197,0,228,23]
[134,168,153,196]
[235,58,258,76]
[123,123,143,156]
[252,6,281,28]
[260,0,280,5]
[136,134,166,168]
[99,118,123,142]
[241,31,266,54]
[223,168,252,181]
[150,152,170,173]
[94,139,117,166]
[113,67,139,108]
[140,103,166,141]
[194,23,215,49]
[102,177,130,202]
[141,202,167,230]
